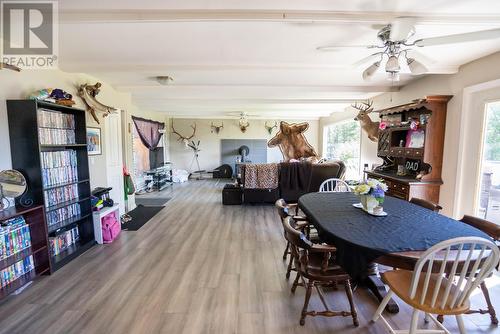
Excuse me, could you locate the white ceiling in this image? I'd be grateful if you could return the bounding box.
[57,0,500,119]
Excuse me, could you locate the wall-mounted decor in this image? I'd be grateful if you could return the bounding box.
[352,100,380,142]
[211,122,224,134]
[87,127,102,155]
[265,121,278,135]
[171,121,196,147]
[78,82,119,124]
[239,114,250,133]
[268,121,318,161]
[0,62,20,72]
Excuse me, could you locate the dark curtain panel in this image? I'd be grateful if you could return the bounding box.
[131,116,165,150]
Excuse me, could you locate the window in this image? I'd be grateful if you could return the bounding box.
[323,120,361,179]
[476,100,500,224]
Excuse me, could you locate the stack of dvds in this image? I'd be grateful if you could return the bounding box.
[43,184,79,208]
[0,217,31,260]
[37,109,76,145]
[49,227,79,256]
[0,256,34,288]
[46,203,81,227]
[41,150,78,188]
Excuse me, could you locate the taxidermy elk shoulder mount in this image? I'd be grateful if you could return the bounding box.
[268,121,319,162]
[211,122,223,134]
[265,121,277,135]
[78,82,119,124]
[352,99,379,142]
[172,121,196,147]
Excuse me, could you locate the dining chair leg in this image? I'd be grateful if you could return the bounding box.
[409,309,419,334]
[344,279,359,327]
[286,252,294,279]
[372,289,394,322]
[480,280,498,325]
[300,281,314,326]
[291,272,301,293]
[283,241,290,260]
[456,315,466,334]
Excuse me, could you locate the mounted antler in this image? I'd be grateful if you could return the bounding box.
[352,99,379,142]
[265,121,278,135]
[211,122,224,134]
[172,121,196,145]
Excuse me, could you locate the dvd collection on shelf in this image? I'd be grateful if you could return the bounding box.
[49,227,80,256]
[41,150,79,188]
[46,203,81,227]
[43,184,79,208]
[0,216,31,260]
[0,256,34,288]
[37,109,76,145]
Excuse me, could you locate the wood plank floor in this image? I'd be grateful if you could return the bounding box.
[0,179,499,334]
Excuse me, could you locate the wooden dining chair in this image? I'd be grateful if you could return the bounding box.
[282,216,359,327]
[456,215,500,325]
[372,236,500,334]
[409,197,443,213]
[319,178,351,192]
[275,199,311,279]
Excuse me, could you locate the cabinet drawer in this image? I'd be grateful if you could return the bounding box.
[389,181,408,194]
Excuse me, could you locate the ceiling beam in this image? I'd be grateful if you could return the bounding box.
[60,9,500,25]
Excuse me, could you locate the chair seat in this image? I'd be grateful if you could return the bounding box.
[299,250,350,281]
[382,270,470,315]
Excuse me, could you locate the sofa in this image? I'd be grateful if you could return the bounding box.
[240,160,346,204]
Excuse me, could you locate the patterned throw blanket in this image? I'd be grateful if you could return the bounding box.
[243,163,279,189]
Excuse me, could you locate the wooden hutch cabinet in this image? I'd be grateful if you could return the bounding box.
[365,95,452,204]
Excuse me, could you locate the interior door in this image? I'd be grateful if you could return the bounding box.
[105,112,125,215]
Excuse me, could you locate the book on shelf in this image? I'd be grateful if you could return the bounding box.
[46,203,81,227]
[49,227,80,256]
[0,256,34,288]
[43,183,79,208]
[40,150,79,188]
[0,216,31,260]
[37,109,76,145]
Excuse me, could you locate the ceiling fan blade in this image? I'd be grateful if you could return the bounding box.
[316,44,382,51]
[415,28,500,47]
[389,17,417,42]
[352,52,383,67]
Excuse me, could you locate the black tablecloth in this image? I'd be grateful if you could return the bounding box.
[298,192,491,280]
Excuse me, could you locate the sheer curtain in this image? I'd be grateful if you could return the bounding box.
[131,116,165,150]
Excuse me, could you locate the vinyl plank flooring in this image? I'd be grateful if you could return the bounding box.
[0,179,498,334]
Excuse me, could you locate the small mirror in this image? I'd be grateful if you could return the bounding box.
[0,170,27,198]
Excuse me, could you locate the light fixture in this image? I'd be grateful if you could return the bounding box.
[385,55,400,73]
[362,61,380,81]
[387,72,400,82]
[156,76,174,85]
[407,57,427,75]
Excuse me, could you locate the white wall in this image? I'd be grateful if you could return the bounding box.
[169,118,319,171]
[322,51,500,218]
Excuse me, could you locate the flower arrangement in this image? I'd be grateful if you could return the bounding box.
[354,178,388,213]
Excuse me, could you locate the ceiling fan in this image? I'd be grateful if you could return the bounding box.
[317,17,500,81]
[0,62,21,72]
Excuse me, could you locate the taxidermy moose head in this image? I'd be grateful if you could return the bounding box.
[171,121,196,147]
[268,121,318,161]
[264,121,278,135]
[211,122,224,134]
[352,99,380,142]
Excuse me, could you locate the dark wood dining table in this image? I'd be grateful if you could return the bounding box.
[298,192,492,313]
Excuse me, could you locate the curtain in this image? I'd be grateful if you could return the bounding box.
[131,116,165,150]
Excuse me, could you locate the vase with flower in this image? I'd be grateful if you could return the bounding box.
[353,178,388,215]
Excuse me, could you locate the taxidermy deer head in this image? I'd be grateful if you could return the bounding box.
[265,121,278,135]
[172,121,196,147]
[211,122,224,134]
[352,99,379,142]
[239,116,249,133]
[268,121,318,162]
[78,82,119,124]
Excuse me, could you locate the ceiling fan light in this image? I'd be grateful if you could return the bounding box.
[407,58,428,75]
[387,72,400,82]
[362,61,380,81]
[385,55,400,72]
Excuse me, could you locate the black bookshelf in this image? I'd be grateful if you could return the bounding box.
[7,100,96,272]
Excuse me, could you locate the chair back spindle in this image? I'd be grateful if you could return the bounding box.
[319,178,351,192]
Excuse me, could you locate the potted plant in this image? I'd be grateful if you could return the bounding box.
[353,178,388,213]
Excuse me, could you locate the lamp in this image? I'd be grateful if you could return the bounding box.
[385,55,400,73]
[407,58,427,75]
[362,61,380,81]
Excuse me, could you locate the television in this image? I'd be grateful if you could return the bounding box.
[149,148,164,169]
